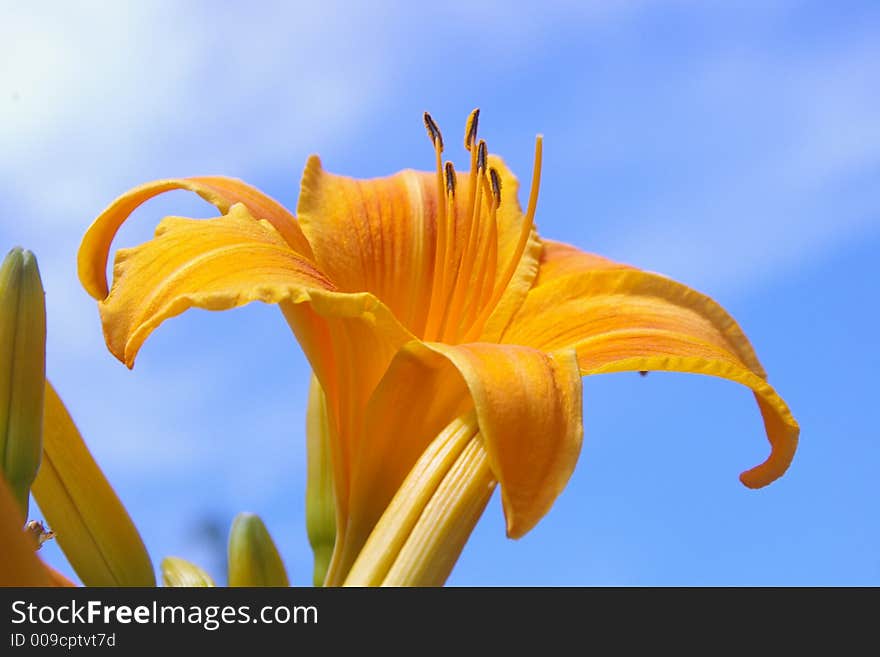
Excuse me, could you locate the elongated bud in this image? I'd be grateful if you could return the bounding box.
[31,382,155,586]
[306,375,336,586]
[228,512,289,587]
[162,556,215,587]
[0,248,46,518]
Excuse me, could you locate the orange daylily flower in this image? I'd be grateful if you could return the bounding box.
[78,111,799,585]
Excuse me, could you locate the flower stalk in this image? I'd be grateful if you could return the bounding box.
[344,413,496,586]
[305,376,337,586]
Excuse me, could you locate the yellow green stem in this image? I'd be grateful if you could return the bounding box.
[344,413,495,586]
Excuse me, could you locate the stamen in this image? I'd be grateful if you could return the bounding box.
[462,130,481,263]
[464,108,480,151]
[457,174,499,335]
[438,160,459,315]
[462,135,543,341]
[423,112,449,341]
[440,139,489,340]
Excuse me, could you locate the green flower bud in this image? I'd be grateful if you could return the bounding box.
[0,248,46,518]
[161,556,215,587]
[227,512,289,587]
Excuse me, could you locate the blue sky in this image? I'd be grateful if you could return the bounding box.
[1,0,877,585]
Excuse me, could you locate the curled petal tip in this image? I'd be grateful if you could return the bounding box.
[738,439,799,489]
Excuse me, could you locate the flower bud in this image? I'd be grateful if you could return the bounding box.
[228,512,289,586]
[0,248,46,518]
[161,556,215,587]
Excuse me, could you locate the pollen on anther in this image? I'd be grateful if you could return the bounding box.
[424,112,444,151]
[477,140,488,172]
[464,108,480,151]
[445,162,456,196]
[489,168,502,206]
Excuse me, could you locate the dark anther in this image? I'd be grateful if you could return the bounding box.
[465,108,480,150]
[423,112,443,150]
[477,140,488,171]
[445,162,456,196]
[489,168,502,206]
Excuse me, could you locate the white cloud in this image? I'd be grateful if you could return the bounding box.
[0,1,391,218]
[0,0,397,363]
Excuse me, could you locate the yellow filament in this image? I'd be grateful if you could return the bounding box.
[428,111,480,343]
[441,162,458,313]
[433,144,446,264]
[471,178,500,328]
[463,135,543,341]
[422,113,448,341]
[456,176,498,338]
[441,141,486,341]
[477,168,503,312]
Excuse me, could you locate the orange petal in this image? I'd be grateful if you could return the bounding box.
[504,241,798,487]
[532,239,636,285]
[281,297,414,584]
[98,204,335,368]
[96,196,414,524]
[87,185,417,586]
[45,565,77,587]
[79,176,312,300]
[0,475,51,586]
[403,342,583,539]
[296,156,539,339]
